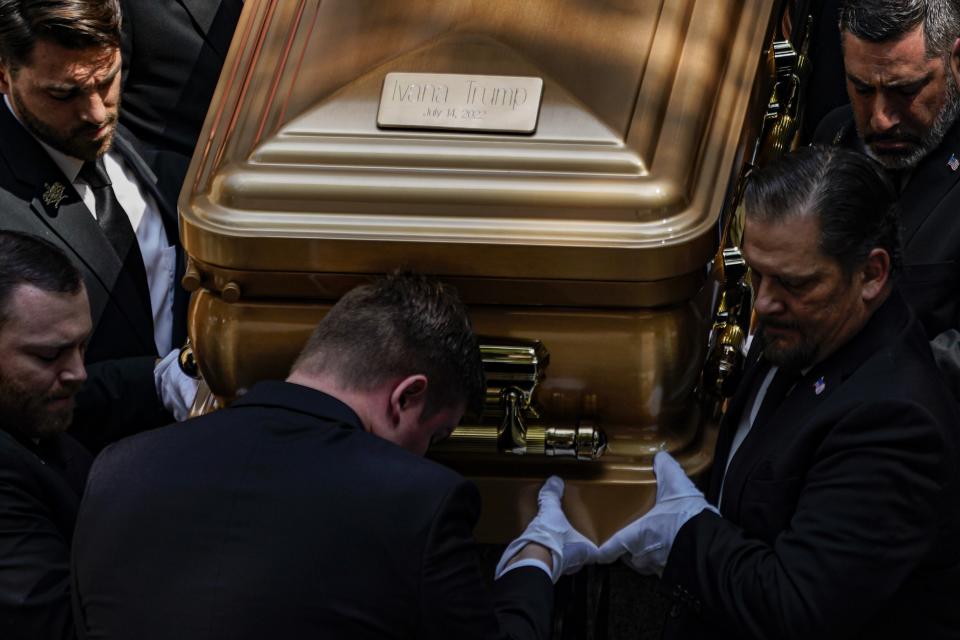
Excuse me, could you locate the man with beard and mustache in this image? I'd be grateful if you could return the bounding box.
[0,0,196,451]
[0,231,93,639]
[813,0,960,394]
[598,146,960,640]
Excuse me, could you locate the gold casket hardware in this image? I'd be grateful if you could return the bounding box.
[221,282,242,303]
[758,25,811,164]
[434,339,606,461]
[181,259,202,293]
[702,247,751,403]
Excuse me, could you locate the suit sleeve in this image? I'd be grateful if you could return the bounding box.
[70,356,171,453]
[660,400,949,640]
[418,481,554,640]
[0,459,75,640]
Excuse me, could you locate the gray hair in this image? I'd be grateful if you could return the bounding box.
[839,0,960,59]
[744,145,902,278]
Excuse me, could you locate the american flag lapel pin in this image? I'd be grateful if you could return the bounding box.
[814,376,826,395]
[948,153,960,172]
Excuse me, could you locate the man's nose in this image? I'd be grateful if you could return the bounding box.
[79,92,107,125]
[60,348,87,386]
[753,278,785,317]
[870,95,901,133]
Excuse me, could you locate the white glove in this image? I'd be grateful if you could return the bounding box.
[495,476,597,583]
[154,348,200,422]
[596,451,718,576]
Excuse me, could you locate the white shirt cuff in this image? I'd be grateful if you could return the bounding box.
[495,557,553,581]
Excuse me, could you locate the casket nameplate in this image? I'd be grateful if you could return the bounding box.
[377,72,543,133]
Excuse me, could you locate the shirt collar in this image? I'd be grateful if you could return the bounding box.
[3,94,85,183]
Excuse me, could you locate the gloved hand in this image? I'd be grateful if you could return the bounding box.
[154,348,200,422]
[596,451,718,576]
[495,476,597,583]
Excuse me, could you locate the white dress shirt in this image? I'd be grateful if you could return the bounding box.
[718,362,809,510]
[4,96,176,355]
[718,365,777,511]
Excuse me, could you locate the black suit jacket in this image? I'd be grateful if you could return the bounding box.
[120,0,241,186]
[0,426,92,640]
[658,292,960,639]
[813,106,960,339]
[72,381,554,640]
[0,104,189,450]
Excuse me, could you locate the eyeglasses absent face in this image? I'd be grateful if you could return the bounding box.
[0,284,92,438]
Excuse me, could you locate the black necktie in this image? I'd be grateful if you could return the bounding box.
[78,158,152,310]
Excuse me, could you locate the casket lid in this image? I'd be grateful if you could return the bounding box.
[181,0,776,286]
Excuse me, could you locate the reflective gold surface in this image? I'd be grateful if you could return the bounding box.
[437,339,607,460]
[182,0,786,542]
[188,288,717,541]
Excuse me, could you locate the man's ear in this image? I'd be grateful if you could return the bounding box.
[388,374,429,427]
[860,248,891,303]
[0,60,12,95]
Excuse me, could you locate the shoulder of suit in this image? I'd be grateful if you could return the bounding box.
[360,430,469,491]
[811,104,856,146]
[88,403,469,492]
[832,327,956,424]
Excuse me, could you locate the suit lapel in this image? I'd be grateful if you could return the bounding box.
[113,129,180,245]
[177,0,242,58]
[718,293,912,521]
[0,106,156,351]
[177,0,219,37]
[719,363,839,521]
[706,343,767,504]
[113,127,188,348]
[899,121,960,246]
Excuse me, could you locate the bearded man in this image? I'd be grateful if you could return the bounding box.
[0,231,93,640]
[0,0,196,449]
[814,0,960,392]
[598,146,960,640]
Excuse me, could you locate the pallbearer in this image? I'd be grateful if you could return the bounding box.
[600,146,960,640]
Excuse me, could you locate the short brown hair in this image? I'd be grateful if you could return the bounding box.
[292,272,485,418]
[0,230,83,326]
[0,0,121,71]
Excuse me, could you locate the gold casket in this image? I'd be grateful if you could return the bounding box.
[181,0,806,543]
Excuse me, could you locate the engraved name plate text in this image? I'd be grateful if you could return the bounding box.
[377,72,543,133]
